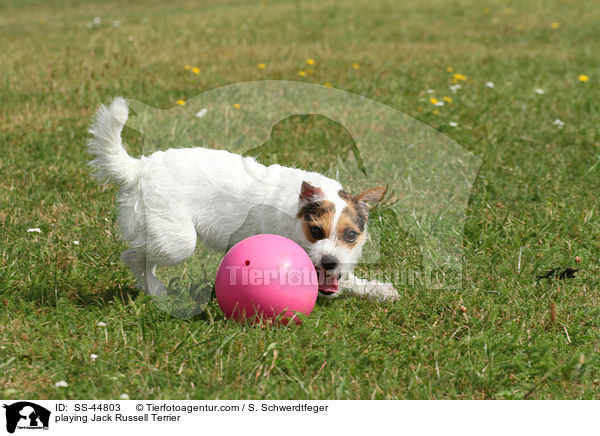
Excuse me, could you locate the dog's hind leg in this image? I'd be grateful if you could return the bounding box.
[141,220,199,296]
[144,263,168,296]
[121,249,149,290]
[121,250,169,296]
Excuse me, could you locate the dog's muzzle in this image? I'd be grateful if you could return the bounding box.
[317,269,341,296]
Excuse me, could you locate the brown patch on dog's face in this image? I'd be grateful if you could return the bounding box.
[337,186,385,247]
[335,210,366,247]
[338,191,369,230]
[297,201,336,243]
[337,191,368,247]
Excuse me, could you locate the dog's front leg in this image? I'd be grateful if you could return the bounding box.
[338,271,399,302]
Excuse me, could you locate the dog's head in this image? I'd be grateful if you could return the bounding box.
[295,181,385,297]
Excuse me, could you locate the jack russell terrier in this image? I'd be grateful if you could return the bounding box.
[88,98,398,302]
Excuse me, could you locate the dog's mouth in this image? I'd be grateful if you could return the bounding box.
[316,269,341,296]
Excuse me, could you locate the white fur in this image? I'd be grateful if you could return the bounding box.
[88,98,398,301]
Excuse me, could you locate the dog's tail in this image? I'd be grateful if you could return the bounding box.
[88,97,140,188]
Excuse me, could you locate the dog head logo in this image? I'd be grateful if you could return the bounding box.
[121,80,481,317]
[3,402,50,433]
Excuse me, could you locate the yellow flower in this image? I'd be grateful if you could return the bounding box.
[446,67,453,73]
[184,65,191,70]
[429,97,439,105]
[453,73,467,81]
[233,103,241,109]
[351,62,360,70]
[306,58,315,66]
[192,67,200,74]
[433,109,440,115]
[482,7,490,14]
[443,96,452,103]
[298,70,307,77]
[323,82,332,87]
[579,74,589,82]
[551,22,560,29]
[176,99,185,106]
[258,63,266,69]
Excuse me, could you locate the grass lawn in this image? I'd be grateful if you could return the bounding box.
[1,0,599,399]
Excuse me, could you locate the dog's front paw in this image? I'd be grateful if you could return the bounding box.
[338,273,400,302]
[365,282,400,302]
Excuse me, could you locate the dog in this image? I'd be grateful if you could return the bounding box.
[88,98,398,302]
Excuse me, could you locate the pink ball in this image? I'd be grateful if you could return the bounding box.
[215,234,318,324]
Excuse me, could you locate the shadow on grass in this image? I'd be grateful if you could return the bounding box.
[73,284,141,307]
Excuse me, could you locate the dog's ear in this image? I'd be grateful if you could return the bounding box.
[356,186,386,207]
[300,181,325,202]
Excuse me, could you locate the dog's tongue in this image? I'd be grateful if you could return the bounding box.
[318,273,339,294]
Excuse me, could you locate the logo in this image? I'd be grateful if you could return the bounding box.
[2,402,50,434]
[122,80,481,318]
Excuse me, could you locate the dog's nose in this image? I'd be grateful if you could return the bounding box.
[321,255,339,271]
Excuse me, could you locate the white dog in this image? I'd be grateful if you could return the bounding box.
[88,98,398,301]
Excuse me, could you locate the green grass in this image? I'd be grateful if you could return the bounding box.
[1,0,600,399]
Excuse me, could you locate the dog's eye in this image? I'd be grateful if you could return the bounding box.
[309,226,325,240]
[344,230,359,243]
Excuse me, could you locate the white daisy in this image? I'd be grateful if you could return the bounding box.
[55,380,69,388]
[73,241,80,245]
[534,88,544,95]
[97,321,107,327]
[435,101,445,107]
[92,17,102,25]
[120,394,130,400]
[449,84,461,93]
[449,121,458,127]
[553,119,565,128]
[27,228,42,233]
[195,108,208,118]
[485,82,495,88]
[90,354,98,361]
[426,89,435,94]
